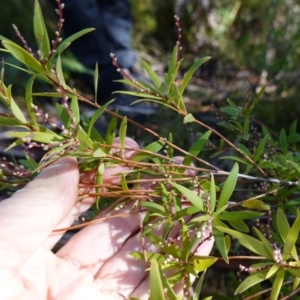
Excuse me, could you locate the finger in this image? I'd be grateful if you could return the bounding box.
[57,202,141,274]
[0,157,79,270]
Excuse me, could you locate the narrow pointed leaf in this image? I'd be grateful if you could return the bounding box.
[283,213,300,260]
[235,270,268,294]
[33,0,50,61]
[170,182,203,211]
[183,130,212,166]
[25,76,38,128]
[217,226,273,259]
[210,173,216,211]
[217,163,239,210]
[142,61,163,90]
[270,268,285,300]
[2,40,45,73]
[179,57,210,95]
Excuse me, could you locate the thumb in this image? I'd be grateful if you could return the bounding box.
[0,157,79,271]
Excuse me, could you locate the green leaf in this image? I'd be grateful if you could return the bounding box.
[183,113,195,123]
[114,90,162,100]
[218,211,264,221]
[55,103,70,127]
[217,226,273,259]
[56,55,66,87]
[283,212,300,260]
[213,226,229,263]
[33,0,50,62]
[235,270,268,294]
[183,130,212,166]
[132,140,165,162]
[87,99,115,138]
[254,135,269,161]
[0,116,24,126]
[253,227,274,257]
[237,143,252,157]
[276,209,298,260]
[170,182,204,211]
[179,56,211,95]
[142,60,163,90]
[279,129,288,155]
[165,45,179,88]
[210,173,216,211]
[241,199,270,211]
[55,28,95,57]
[105,114,118,146]
[95,163,105,208]
[217,163,239,210]
[25,76,38,128]
[2,40,45,73]
[149,260,176,300]
[70,92,80,127]
[219,156,250,165]
[141,201,167,216]
[193,270,207,300]
[8,131,64,143]
[10,98,27,124]
[270,268,285,300]
[192,256,217,272]
[119,116,127,156]
[228,220,249,232]
[32,92,62,97]
[287,160,300,175]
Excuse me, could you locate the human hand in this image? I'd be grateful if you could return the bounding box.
[0,139,214,300]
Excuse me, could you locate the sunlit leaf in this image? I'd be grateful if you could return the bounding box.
[55,28,95,57]
[213,225,229,263]
[170,182,204,211]
[228,220,249,233]
[266,264,280,279]
[119,116,127,156]
[183,113,195,123]
[33,0,50,62]
[270,267,285,300]
[70,92,80,127]
[2,40,45,73]
[210,173,216,211]
[179,56,210,95]
[283,213,300,260]
[25,75,38,128]
[141,201,167,216]
[235,270,268,294]
[132,140,165,162]
[10,98,27,124]
[217,163,239,210]
[192,256,217,272]
[183,130,211,166]
[87,99,114,138]
[56,55,66,86]
[241,199,270,211]
[253,227,274,258]
[165,45,179,88]
[217,226,273,259]
[276,208,298,261]
[8,131,64,143]
[218,211,264,221]
[193,270,207,300]
[254,135,269,161]
[279,129,288,155]
[142,60,163,90]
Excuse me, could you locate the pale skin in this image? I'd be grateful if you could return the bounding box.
[0,139,214,300]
